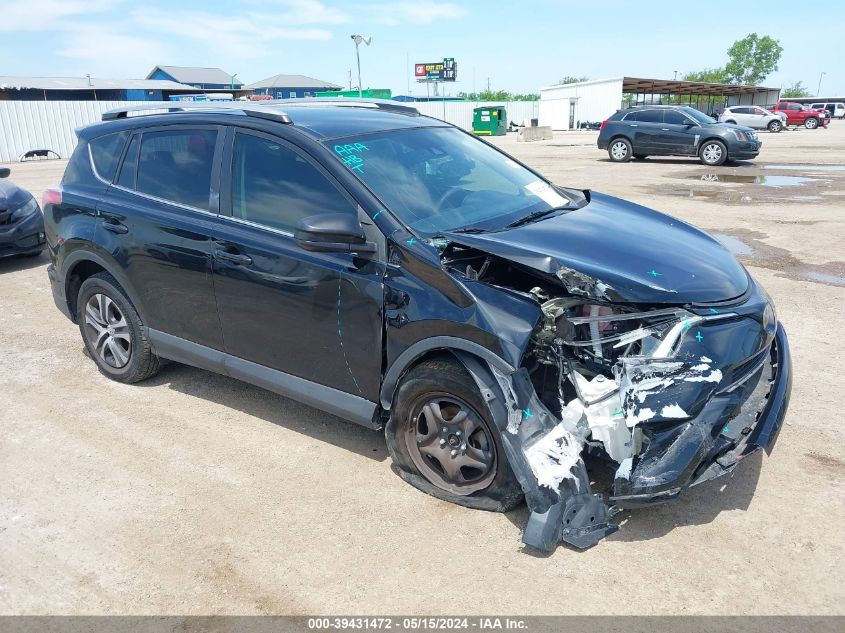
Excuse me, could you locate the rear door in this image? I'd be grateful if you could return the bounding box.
[211,127,384,401]
[624,109,662,153]
[95,125,225,350]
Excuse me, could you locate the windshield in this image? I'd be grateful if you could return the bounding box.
[682,107,717,125]
[325,126,583,235]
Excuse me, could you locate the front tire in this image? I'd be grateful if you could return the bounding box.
[77,272,161,384]
[768,120,783,133]
[805,117,819,129]
[608,138,632,162]
[385,359,523,512]
[699,139,727,166]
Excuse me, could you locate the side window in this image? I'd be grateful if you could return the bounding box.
[116,134,140,189]
[622,111,639,121]
[231,132,356,233]
[136,129,217,210]
[790,104,801,111]
[664,110,690,125]
[90,131,129,182]
[637,109,663,123]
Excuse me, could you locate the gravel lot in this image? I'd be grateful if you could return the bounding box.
[1,122,844,615]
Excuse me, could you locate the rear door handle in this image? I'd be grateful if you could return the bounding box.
[214,249,253,266]
[101,219,128,234]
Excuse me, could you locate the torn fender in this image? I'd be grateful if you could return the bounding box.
[453,352,618,551]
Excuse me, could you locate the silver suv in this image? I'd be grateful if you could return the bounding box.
[719,106,785,133]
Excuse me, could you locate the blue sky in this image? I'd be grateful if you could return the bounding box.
[2,0,842,96]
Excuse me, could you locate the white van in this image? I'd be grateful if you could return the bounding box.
[810,102,845,119]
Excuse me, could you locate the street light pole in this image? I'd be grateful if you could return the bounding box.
[817,71,826,96]
[350,35,372,98]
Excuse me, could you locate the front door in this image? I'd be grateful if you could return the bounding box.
[658,109,699,155]
[211,128,384,401]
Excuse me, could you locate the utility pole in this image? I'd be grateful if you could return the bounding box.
[350,35,372,98]
[673,70,678,80]
[817,71,826,96]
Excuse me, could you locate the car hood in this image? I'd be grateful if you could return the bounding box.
[0,179,31,210]
[443,191,749,304]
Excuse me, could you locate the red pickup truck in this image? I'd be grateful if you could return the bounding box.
[771,101,828,129]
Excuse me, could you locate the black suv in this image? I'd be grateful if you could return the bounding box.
[44,100,791,551]
[597,105,761,165]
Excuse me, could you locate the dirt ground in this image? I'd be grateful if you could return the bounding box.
[1,121,844,616]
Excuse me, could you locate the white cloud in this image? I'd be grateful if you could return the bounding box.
[58,30,171,77]
[0,0,120,32]
[367,1,467,26]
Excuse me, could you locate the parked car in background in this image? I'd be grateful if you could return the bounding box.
[0,166,45,259]
[771,101,828,129]
[41,100,791,552]
[598,105,761,165]
[809,102,845,119]
[719,106,785,132]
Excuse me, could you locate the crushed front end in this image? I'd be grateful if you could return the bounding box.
[441,242,792,551]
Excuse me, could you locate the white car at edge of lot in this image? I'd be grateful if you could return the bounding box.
[719,106,787,132]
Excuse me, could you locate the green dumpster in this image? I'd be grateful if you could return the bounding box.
[472,106,507,136]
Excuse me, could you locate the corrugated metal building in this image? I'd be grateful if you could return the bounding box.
[540,77,781,130]
[247,74,341,99]
[0,76,200,101]
[147,66,243,91]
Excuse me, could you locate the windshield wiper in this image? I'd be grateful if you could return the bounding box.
[504,206,572,229]
[450,226,488,234]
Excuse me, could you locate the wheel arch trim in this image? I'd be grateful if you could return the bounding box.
[379,337,515,410]
[61,249,147,323]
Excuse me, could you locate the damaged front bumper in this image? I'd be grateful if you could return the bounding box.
[466,320,792,552]
[612,323,791,507]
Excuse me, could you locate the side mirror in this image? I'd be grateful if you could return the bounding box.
[684,121,696,127]
[0,167,10,179]
[294,213,376,253]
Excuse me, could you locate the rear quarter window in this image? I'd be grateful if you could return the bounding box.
[89,131,129,182]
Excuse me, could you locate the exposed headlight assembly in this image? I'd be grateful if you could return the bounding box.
[10,197,40,223]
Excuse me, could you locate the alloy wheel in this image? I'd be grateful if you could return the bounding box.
[83,293,132,368]
[610,141,628,160]
[702,143,723,164]
[406,395,497,495]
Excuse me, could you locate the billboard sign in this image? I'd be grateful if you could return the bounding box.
[414,58,457,82]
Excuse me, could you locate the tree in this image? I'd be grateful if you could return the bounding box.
[723,33,783,85]
[682,67,729,84]
[781,81,810,98]
[558,76,589,85]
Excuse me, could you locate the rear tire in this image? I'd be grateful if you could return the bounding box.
[768,120,782,133]
[608,138,632,162]
[385,359,523,512]
[805,117,819,129]
[77,272,161,384]
[699,139,727,166]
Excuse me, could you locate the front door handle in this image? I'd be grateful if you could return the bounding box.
[101,219,128,234]
[214,249,253,266]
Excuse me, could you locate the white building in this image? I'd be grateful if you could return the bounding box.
[540,76,781,131]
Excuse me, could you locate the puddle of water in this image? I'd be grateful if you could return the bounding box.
[804,271,845,287]
[691,174,816,186]
[791,195,824,201]
[713,233,753,256]
[764,164,845,172]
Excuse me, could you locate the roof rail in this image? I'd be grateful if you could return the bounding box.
[101,102,291,123]
[264,97,419,116]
